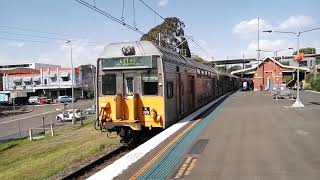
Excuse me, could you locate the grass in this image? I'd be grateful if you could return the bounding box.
[0,118,120,180]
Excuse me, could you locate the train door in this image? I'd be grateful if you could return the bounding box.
[123,73,137,120]
[176,73,182,116]
[187,75,195,112]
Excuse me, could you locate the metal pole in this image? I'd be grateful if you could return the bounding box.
[257,17,260,63]
[42,116,45,134]
[158,32,161,47]
[273,51,276,89]
[69,41,76,124]
[292,32,304,107]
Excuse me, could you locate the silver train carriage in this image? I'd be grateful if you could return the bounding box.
[96,41,240,143]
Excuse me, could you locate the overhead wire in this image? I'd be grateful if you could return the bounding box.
[74,0,144,34]
[0,37,61,44]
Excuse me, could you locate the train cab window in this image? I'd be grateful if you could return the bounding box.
[167,82,173,99]
[102,74,116,95]
[125,77,134,96]
[142,74,158,95]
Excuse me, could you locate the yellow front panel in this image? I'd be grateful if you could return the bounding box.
[137,96,164,128]
[98,96,164,128]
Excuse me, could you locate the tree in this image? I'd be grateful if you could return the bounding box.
[293,47,316,55]
[141,17,191,57]
[191,55,208,64]
[227,65,242,73]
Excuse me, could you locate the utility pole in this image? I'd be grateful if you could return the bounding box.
[158,32,161,47]
[65,40,76,125]
[257,17,260,63]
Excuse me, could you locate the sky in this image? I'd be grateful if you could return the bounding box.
[0,0,320,67]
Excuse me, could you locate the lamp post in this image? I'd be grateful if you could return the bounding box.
[65,40,75,124]
[263,27,320,108]
[257,48,293,90]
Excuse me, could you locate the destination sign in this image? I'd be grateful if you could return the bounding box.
[101,56,156,69]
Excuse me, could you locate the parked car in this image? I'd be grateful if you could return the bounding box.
[83,105,96,115]
[29,96,52,105]
[56,109,82,121]
[28,96,39,104]
[57,96,71,103]
[38,97,52,104]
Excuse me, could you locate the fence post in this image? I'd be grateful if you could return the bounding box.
[42,116,45,134]
[17,119,22,138]
[80,110,83,125]
[50,124,54,136]
[29,129,33,141]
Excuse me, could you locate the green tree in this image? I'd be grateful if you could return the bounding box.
[141,17,191,57]
[192,55,208,64]
[227,65,242,73]
[293,47,316,55]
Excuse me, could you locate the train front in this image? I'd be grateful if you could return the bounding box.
[96,41,164,143]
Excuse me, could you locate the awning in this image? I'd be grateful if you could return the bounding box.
[60,72,70,77]
[23,77,32,82]
[33,77,40,82]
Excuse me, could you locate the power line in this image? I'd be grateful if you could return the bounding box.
[74,0,144,35]
[0,25,73,38]
[0,30,67,41]
[0,37,60,44]
[137,0,165,20]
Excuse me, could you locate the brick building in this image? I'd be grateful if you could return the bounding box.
[231,57,310,91]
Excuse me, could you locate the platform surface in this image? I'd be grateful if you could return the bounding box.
[116,91,320,180]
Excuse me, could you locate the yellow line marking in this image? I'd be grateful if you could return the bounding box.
[174,156,193,179]
[184,158,197,176]
[130,120,199,180]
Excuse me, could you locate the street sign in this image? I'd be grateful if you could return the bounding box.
[294,52,304,61]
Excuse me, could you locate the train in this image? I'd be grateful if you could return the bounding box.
[95,41,240,143]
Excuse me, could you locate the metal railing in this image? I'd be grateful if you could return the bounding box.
[0,108,94,142]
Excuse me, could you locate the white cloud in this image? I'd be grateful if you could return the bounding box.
[7,41,25,48]
[277,15,316,30]
[241,39,294,58]
[232,18,271,35]
[59,40,105,66]
[158,0,168,7]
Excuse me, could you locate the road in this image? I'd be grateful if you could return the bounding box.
[0,99,94,139]
[115,91,320,180]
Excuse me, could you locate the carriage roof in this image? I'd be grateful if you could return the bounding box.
[99,41,230,77]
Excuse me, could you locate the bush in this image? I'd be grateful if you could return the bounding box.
[310,74,320,92]
[305,73,314,83]
[283,75,293,83]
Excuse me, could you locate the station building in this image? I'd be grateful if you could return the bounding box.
[231,57,310,91]
[0,62,95,104]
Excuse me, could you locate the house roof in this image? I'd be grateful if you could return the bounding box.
[231,57,310,75]
[0,68,40,75]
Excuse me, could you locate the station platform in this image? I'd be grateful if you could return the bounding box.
[94,91,320,180]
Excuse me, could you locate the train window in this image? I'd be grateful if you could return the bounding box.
[102,74,116,95]
[125,77,134,96]
[167,82,173,99]
[142,74,158,95]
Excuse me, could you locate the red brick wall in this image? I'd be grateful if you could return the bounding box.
[253,58,283,91]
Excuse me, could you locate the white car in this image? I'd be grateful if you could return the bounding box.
[56,109,82,122]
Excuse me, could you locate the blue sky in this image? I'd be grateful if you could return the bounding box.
[0,0,320,66]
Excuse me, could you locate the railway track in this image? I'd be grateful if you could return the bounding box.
[57,145,130,180]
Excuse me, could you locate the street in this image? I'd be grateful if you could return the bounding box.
[0,99,94,140]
